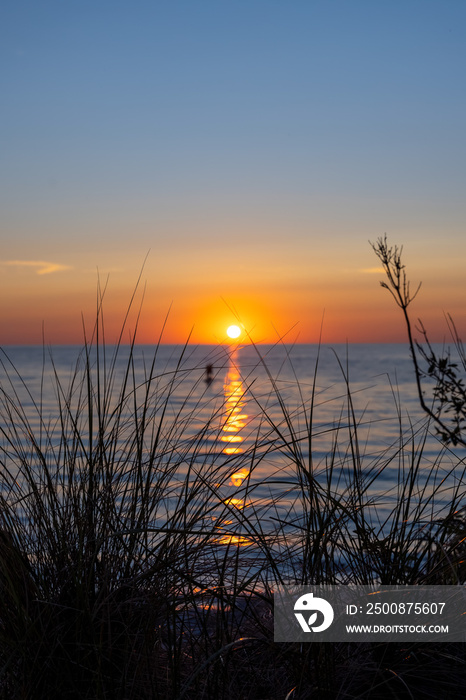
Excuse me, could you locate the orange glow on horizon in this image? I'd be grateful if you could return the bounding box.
[1,256,465,345]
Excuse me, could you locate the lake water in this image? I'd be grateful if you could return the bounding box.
[1,343,465,546]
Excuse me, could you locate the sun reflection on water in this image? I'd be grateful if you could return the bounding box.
[216,534,252,546]
[223,497,245,509]
[229,469,249,487]
[215,352,253,546]
[221,358,249,460]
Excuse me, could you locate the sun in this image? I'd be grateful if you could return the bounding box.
[226,325,241,339]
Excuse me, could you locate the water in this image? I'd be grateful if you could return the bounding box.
[1,343,465,546]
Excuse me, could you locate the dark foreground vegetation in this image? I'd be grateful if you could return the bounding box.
[1,252,466,699]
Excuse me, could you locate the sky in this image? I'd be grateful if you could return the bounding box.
[2,0,466,345]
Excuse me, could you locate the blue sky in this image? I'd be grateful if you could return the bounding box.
[2,1,466,343]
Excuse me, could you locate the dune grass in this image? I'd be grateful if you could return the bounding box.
[0,304,466,698]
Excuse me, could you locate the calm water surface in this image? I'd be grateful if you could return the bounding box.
[1,343,465,538]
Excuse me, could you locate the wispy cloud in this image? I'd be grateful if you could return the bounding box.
[3,260,72,275]
[360,267,385,274]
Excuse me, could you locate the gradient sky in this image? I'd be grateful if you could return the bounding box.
[2,0,466,344]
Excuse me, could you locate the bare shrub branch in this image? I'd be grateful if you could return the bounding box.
[371,235,466,447]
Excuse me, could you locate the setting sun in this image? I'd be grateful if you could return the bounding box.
[226,325,241,339]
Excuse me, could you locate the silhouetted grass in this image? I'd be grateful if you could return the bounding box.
[1,301,466,698]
